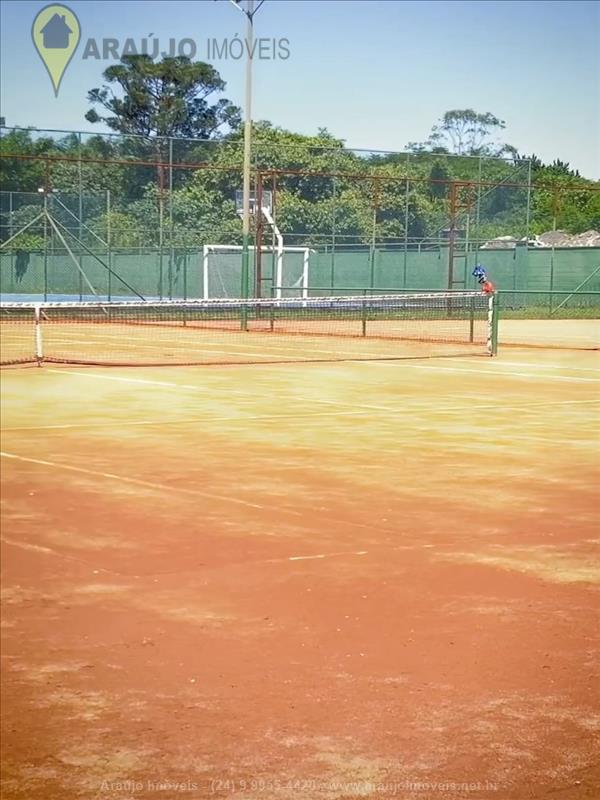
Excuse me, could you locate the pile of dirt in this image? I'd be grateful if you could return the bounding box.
[537,229,600,247]
[480,230,600,249]
[479,236,521,249]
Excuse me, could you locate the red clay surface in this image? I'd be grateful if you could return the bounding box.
[1,348,599,799]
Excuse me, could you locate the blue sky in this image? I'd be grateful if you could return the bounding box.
[1,0,599,177]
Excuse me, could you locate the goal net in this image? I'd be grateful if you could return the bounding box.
[202,245,310,299]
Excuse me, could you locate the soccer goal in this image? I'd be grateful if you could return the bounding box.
[202,244,311,300]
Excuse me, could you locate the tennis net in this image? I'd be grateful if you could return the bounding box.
[0,293,496,367]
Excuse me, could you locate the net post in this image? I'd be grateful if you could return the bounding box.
[202,245,209,300]
[107,189,112,301]
[34,304,43,366]
[361,289,368,337]
[469,295,475,343]
[43,194,48,302]
[255,177,264,299]
[183,253,188,301]
[489,292,499,356]
[302,248,310,299]
[240,233,250,331]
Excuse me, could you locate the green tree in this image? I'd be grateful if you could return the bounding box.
[0,128,57,192]
[409,109,514,157]
[85,55,241,139]
[527,162,600,234]
[429,161,450,200]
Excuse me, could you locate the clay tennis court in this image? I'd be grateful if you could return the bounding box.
[1,318,599,799]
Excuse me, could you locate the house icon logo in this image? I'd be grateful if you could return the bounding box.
[32,4,81,96]
[41,12,73,49]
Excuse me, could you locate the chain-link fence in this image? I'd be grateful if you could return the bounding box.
[1,126,599,301]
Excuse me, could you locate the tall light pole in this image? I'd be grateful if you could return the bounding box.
[229,0,264,309]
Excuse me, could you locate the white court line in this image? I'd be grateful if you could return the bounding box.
[288,396,600,416]
[3,398,597,436]
[360,362,600,383]
[2,413,597,445]
[42,369,600,419]
[46,369,245,393]
[0,536,116,574]
[502,433,599,446]
[287,551,368,562]
[451,359,600,374]
[0,532,371,572]
[38,369,517,418]
[452,357,600,372]
[431,398,600,413]
[47,369,401,412]
[1,409,371,432]
[0,450,411,539]
[46,369,409,413]
[0,450,275,512]
[289,395,401,413]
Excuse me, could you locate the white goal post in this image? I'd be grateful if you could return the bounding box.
[202,244,311,300]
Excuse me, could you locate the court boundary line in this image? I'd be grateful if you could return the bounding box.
[2,368,597,434]
[287,551,368,562]
[0,450,406,539]
[0,409,373,432]
[40,369,600,415]
[357,362,600,382]
[49,363,600,388]
[0,451,272,512]
[0,531,378,579]
[0,535,118,575]
[451,359,600,374]
[0,532,374,578]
